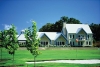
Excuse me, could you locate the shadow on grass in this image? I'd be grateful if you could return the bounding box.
[0,59,24,67]
[0,64,24,67]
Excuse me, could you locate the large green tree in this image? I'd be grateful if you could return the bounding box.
[5,24,19,64]
[90,23,100,41]
[39,23,55,32]
[0,30,3,60]
[39,16,81,32]
[0,30,9,60]
[25,21,40,67]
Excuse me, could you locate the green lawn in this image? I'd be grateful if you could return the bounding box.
[0,47,100,67]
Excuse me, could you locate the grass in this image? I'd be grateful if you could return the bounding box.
[0,47,100,67]
[27,63,100,67]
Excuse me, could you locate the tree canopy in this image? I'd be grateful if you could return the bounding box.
[25,21,40,67]
[39,16,81,32]
[89,23,100,41]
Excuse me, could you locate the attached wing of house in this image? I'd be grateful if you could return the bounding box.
[62,23,93,47]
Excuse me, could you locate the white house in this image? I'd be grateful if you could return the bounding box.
[17,22,93,47]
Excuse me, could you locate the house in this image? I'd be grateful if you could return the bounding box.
[62,22,93,47]
[17,30,26,47]
[17,22,93,47]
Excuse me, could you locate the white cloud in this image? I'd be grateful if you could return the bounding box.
[30,19,33,22]
[26,21,29,23]
[26,19,34,24]
[4,24,12,30]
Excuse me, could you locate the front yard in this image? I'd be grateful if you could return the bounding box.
[0,47,100,67]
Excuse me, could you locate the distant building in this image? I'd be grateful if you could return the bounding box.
[17,22,93,47]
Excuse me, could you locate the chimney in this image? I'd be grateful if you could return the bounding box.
[62,22,66,36]
[63,22,66,28]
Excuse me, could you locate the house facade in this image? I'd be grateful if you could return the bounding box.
[17,22,93,47]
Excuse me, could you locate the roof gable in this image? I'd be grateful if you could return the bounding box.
[65,24,92,33]
[37,32,62,40]
[40,33,51,41]
[76,28,87,34]
[55,34,67,41]
[17,34,26,40]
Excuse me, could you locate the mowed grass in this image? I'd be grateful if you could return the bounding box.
[0,47,100,67]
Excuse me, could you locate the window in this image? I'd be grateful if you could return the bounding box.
[87,35,89,39]
[70,42,72,45]
[78,35,80,37]
[78,42,80,45]
[88,35,89,38]
[89,41,91,45]
[81,42,83,45]
[56,42,57,45]
[24,42,26,45]
[73,35,74,39]
[70,35,71,38]
[58,42,59,45]
[73,42,74,45]
[46,42,48,45]
[60,42,62,45]
[78,35,80,40]
[86,41,88,45]
[62,42,64,45]
[82,35,84,37]
[41,42,43,44]
[44,42,45,45]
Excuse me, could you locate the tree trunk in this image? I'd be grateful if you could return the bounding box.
[34,56,36,67]
[13,54,14,65]
[0,47,2,60]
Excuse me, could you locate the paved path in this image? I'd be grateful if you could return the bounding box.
[26,59,100,64]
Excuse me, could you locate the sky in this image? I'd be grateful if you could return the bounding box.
[0,0,100,34]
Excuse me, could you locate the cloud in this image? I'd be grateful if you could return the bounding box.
[30,19,33,22]
[4,24,12,30]
[26,19,34,24]
[26,21,29,23]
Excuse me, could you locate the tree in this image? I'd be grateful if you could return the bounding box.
[0,30,8,60]
[61,16,69,22]
[39,23,55,32]
[39,16,81,32]
[0,30,3,60]
[25,21,40,67]
[5,24,19,65]
[90,23,100,41]
[68,18,81,24]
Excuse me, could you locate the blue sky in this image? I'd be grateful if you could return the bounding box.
[0,0,100,34]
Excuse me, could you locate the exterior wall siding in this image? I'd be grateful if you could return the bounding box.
[55,35,67,46]
[68,29,93,47]
[40,35,51,47]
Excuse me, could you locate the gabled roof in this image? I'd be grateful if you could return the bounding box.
[37,32,63,40]
[55,34,67,41]
[65,24,92,34]
[76,28,87,34]
[17,32,64,41]
[17,34,26,40]
[39,33,51,41]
